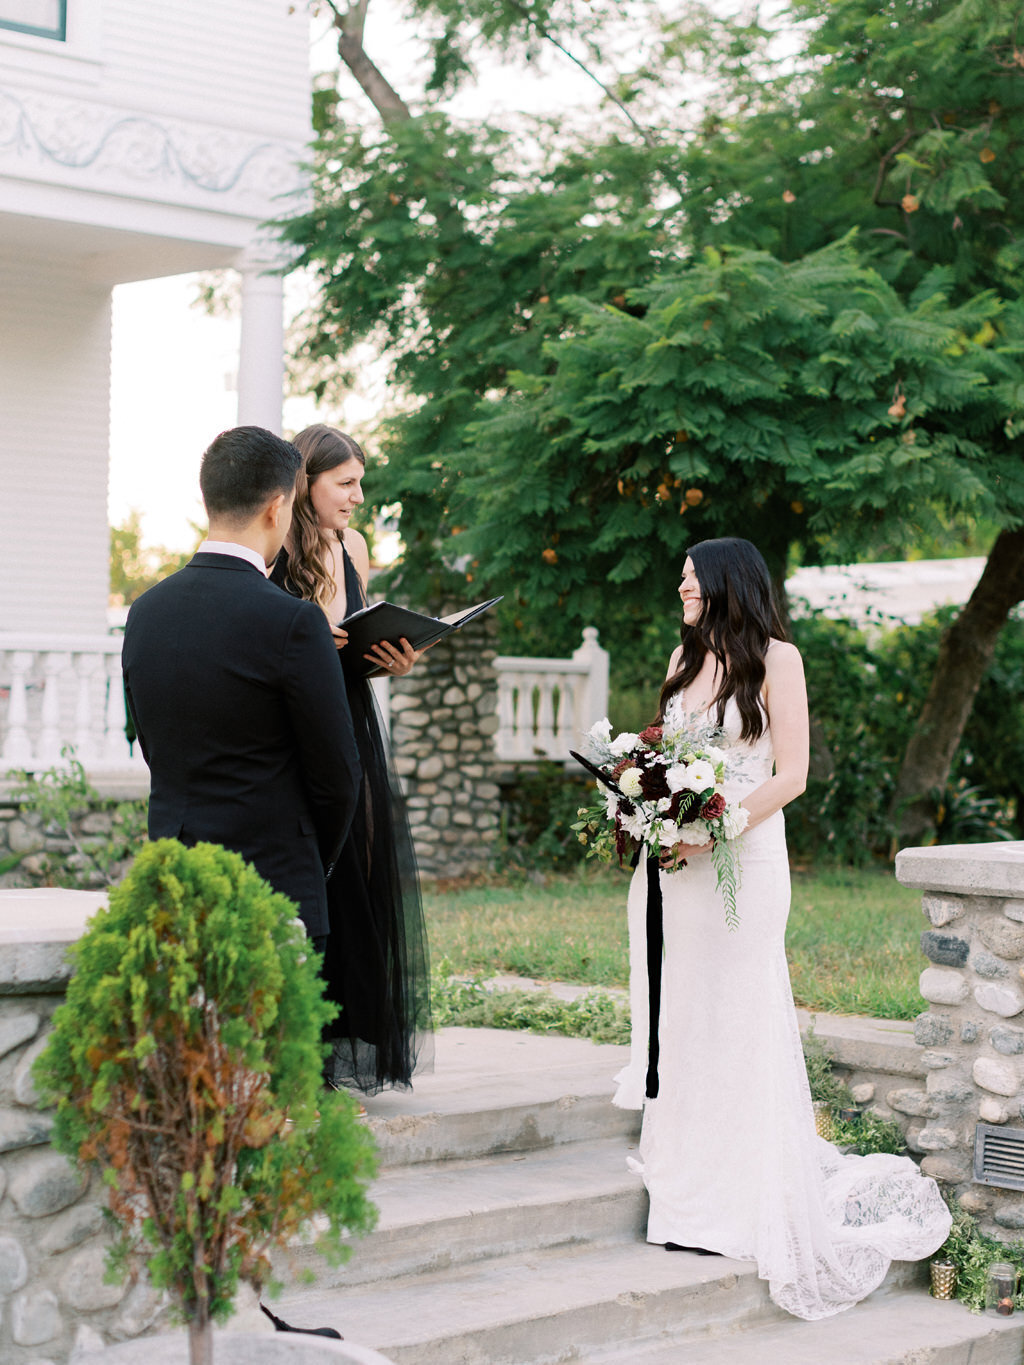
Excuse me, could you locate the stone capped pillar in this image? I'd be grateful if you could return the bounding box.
[389,604,501,879]
[896,842,1024,1234]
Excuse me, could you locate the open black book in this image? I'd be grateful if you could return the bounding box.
[342,596,503,676]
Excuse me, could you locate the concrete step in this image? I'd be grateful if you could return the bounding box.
[276,1135,646,1289]
[274,1240,923,1365]
[362,1027,638,1167]
[587,1289,1024,1364]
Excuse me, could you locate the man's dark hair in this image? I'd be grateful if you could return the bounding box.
[199,426,302,521]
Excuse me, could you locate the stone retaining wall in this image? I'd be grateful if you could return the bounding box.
[0,802,141,892]
[0,890,168,1364]
[2,606,505,888]
[389,604,502,880]
[896,842,1024,1237]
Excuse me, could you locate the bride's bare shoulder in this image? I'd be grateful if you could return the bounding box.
[666,645,683,679]
[765,638,804,674]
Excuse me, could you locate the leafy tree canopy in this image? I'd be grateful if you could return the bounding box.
[286,0,1024,661]
[454,239,1023,622]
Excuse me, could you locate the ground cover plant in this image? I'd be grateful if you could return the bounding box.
[424,863,924,1021]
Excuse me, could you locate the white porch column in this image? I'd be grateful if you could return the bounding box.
[236,247,286,433]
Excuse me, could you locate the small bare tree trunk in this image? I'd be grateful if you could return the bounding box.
[889,527,1024,849]
[188,1314,214,1365]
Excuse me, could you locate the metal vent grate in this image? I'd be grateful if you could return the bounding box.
[974,1123,1024,1191]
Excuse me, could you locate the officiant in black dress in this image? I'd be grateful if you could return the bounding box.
[270,424,432,1094]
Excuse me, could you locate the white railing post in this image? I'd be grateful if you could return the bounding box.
[73,652,101,764]
[1,651,34,767]
[103,653,133,765]
[38,651,70,766]
[493,627,608,763]
[571,626,609,738]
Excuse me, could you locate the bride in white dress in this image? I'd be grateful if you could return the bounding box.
[614,537,951,1321]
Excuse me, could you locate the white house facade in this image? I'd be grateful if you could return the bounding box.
[0,0,310,778]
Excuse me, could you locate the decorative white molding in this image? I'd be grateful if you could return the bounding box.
[0,85,305,214]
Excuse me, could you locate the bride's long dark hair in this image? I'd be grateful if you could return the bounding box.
[656,537,788,742]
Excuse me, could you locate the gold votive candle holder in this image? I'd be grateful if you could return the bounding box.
[812,1100,834,1141]
[930,1258,956,1300]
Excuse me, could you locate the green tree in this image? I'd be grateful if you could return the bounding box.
[110,511,196,606]
[661,0,1024,843]
[37,840,376,1365]
[288,0,1024,845]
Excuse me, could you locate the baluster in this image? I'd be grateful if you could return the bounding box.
[522,674,542,759]
[553,675,578,754]
[496,672,516,761]
[73,653,101,763]
[103,653,132,764]
[38,652,70,765]
[2,651,35,767]
[536,676,557,757]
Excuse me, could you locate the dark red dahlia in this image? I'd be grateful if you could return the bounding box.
[639,765,670,801]
[639,725,664,745]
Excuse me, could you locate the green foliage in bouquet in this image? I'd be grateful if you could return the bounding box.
[35,839,377,1365]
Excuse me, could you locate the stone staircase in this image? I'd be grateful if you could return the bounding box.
[270,1028,1024,1365]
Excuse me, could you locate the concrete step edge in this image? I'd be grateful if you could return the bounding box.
[583,1285,1024,1365]
[367,1092,640,1168]
[275,1238,924,1365]
[276,1137,646,1287]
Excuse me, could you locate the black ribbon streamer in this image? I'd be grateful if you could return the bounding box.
[645,854,663,1099]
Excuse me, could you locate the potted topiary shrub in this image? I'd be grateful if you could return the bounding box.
[36,838,378,1365]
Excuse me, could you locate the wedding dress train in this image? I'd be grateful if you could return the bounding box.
[614,693,951,1320]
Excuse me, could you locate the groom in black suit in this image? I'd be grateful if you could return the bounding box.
[122,426,361,942]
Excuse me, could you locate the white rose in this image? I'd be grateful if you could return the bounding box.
[675,822,713,845]
[658,821,681,848]
[609,731,641,757]
[680,759,716,792]
[665,764,689,793]
[588,717,612,744]
[619,767,643,798]
[721,804,749,840]
[657,796,673,812]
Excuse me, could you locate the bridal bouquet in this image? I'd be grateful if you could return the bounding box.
[572,717,749,928]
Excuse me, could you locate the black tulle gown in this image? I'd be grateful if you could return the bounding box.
[271,544,432,1093]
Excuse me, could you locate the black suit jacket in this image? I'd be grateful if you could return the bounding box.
[122,552,361,937]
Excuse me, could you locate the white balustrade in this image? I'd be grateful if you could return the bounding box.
[493,627,609,763]
[1,627,609,778]
[0,633,145,777]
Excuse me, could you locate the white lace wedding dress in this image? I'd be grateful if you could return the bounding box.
[614,691,951,1320]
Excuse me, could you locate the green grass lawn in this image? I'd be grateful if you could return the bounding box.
[424,862,925,1021]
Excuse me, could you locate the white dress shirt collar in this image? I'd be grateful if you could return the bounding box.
[198,540,269,576]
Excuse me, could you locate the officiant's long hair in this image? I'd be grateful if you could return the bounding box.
[284,425,366,610]
[656,537,788,742]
